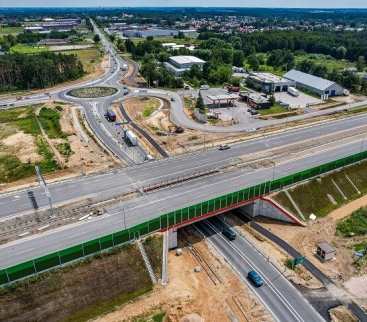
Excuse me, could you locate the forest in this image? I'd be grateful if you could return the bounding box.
[0,52,84,92]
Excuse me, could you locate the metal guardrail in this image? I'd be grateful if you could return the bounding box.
[1,150,367,286]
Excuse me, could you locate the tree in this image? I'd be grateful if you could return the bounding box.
[125,39,136,54]
[357,56,366,72]
[247,54,260,71]
[233,50,244,67]
[93,34,101,44]
[336,46,347,59]
[196,93,205,113]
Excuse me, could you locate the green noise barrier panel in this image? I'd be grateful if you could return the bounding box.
[1,150,367,285]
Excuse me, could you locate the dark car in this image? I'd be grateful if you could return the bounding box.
[248,109,259,115]
[222,227,236,240]
[218,144,230,151]
[247,270,264,287]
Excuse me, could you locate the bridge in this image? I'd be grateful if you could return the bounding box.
[1,143,366,285]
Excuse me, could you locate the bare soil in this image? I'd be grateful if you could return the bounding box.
[0,103,116,193]
[1,131,42,163]
[95,228,272,322]
[329,305,359,322]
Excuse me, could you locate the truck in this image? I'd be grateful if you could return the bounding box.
[125,130,138,146]
[287,86,300,97]
[105,110,116,122]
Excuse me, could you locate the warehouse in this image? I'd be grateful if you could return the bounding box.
[284,69,345,97]
[164,55,205,76]
[246,72,295,94]
[239,91,271,109]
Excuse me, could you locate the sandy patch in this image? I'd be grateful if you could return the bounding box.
[344,275,367,300]
[95,230,272,322]
[1,132,42,163]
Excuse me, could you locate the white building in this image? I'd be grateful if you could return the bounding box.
[164,55,205,76]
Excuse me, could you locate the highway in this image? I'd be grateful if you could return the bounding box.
[195,217,324,322]
[0,135,365,268]
[1,113,367,219]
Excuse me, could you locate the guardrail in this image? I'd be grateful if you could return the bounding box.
[1,149,367,286]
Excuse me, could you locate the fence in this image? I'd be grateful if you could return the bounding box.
[1,149,367,285]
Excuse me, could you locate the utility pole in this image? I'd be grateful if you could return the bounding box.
[35,165,54,217]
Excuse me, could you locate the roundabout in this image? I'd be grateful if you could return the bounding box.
[67,86,118,98]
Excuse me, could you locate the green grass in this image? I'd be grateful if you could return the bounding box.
[64,286,153,322]
[68,86,117,98]
[36,137,59,173]
[10,44,48,54]
[38,107,66,139]
[143,235,163,277]
[336,207,367,237]
[142,98,161,118]
[294,53,354,72]
[272,191,299,216]
[134,311,166,322]
[0,26,23,36]
[57,142,73,157]
[259,104,288,116]
[0,106,41,135]
[273,161,367,220]
[0,155,34,183]
[60,48,101,73]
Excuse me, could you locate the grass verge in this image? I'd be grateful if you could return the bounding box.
[336,207,367,237]
[273,160,367,220]
[143,235,163,278]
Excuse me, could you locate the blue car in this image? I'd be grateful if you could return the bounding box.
[247,270,264,287]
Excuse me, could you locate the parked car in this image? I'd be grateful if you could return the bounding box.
[248,109,259,116]
[222,227,236,240]
[247,270,264,287]
[218,144,230,151]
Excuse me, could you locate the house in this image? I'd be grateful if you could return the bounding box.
[316,241,336,262]
[246,72,295,94]
[164,55,205,76]
[284,69,345,98]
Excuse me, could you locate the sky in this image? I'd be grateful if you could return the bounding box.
[1,0,367,8]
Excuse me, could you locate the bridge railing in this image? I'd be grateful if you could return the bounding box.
[1,149,367,285]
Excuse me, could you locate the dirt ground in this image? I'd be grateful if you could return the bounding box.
[95,228,272,322]
[123,97,251,156]
[0,244,152,322]
[329,305,359,322]
[0,102,116,192]
[1,131,42,163]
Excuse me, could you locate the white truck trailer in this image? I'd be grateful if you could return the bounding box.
[125,130,138,146]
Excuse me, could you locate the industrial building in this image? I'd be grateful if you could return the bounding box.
[284,69,345,97]
[200,88,238,108]
[164,55,205,76]
[239,91,272,109]
[123,28,178,38]
[24,18,81,33]
[246,72,295,94]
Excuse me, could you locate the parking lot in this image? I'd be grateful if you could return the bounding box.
[274,91,321,109]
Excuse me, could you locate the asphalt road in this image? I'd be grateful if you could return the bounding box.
[195,217,324,322]
[1,113,367,220]
[0,137,365,268]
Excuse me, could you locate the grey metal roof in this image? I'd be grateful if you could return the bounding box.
[284,69,335,91]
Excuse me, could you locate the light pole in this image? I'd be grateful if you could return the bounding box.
[122,208,127,230]
[269,160,276,193]
[35,165,54,217]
